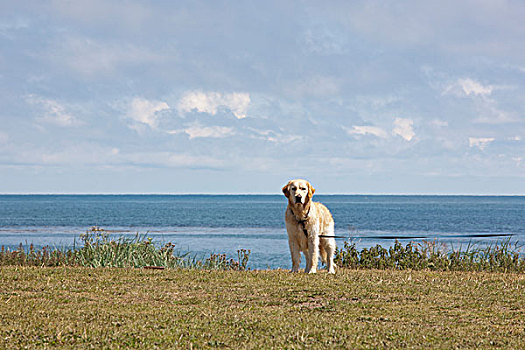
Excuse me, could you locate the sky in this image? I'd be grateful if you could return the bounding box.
[0,1,524,194]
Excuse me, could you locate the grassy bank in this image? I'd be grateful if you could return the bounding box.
[1,267,524,349]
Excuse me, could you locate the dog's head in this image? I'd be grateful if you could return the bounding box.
[282,179,315,206]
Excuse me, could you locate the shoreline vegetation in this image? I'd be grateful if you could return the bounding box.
[1,232,524,273]
[1,232,524,348]
[0,232,251,271]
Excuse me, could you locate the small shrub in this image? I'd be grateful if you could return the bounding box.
[197,249,251,271]
[0,243,76,267]
[334,238,525,273]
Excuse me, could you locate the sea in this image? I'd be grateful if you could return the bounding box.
[0,195,523,270]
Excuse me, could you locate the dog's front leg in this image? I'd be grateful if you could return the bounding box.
[288,239,301,272]
[305,228,320,274]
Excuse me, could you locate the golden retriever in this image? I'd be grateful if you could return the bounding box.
[282,179,336,274]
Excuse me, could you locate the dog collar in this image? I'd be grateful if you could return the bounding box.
[290,206,310,223]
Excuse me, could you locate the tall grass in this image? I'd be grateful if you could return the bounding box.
[334,239,525,273]
[1,232,523,272]
[0,232,251,271]
[0,243,77,267]
[73,232,192,268]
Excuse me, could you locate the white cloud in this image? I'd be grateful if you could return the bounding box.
[26,95,80,127]
[469,137,495,150]
[347,119,418,142]
[346,125,388,138]
[127,97,169,129]
[439,78,516,124]
[443,78,493,97]
[247,128,302,143]
[392,118,415,141]
[167,123,235,139]
[459,79,493,96]
[177,91,250,119]
[184,125,234,139]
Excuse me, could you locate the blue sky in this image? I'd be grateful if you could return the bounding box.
[1,1,524,194]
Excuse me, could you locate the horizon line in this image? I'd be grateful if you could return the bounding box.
[1,192,524,196]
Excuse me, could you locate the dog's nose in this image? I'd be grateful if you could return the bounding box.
[295,195,302,203]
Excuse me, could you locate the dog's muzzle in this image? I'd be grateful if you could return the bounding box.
[294,195,303,204]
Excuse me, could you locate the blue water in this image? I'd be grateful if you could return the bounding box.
[0,195,523,269]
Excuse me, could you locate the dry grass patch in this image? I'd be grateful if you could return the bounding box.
[1,267,524,349]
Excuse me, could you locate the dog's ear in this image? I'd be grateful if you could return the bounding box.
[282,182,291,198]
[307,182,316,199]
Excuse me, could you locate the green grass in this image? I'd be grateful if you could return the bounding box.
[335,239,525,273]
[1,233,524,348]
[2,232,524,273]
[0,232,250,271]
[0,267,523,349]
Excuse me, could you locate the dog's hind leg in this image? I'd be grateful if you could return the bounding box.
[319,244,327,265]
[325,241,336,274]
[322,222,336,274]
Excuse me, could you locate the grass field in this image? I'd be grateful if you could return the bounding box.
[1,266,524,349]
